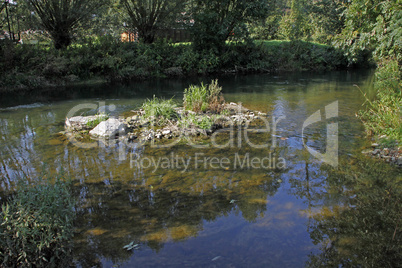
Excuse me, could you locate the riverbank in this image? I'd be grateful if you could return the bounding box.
[0,39,356,93]
[357,59,402,167]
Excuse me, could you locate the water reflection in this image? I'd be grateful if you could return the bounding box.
[306,158,401,267]
[1,70,397,267]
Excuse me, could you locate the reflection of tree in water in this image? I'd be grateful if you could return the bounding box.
[72,169,281,267]
[304,158,401,267]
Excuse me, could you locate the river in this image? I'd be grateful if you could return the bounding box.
[0,70,400,267]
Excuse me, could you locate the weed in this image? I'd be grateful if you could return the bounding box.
[86,113,109,128]
[183,80,225,113]
[0,176,75,267]
[357,59,402,142]
[142,96,177,125]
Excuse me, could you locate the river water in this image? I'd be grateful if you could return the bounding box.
[0,70,400,267]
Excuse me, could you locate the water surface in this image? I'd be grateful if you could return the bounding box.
[1,70,400,267]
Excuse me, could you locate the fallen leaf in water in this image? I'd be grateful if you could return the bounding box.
[211,256,221,261]
[123,242,140,251]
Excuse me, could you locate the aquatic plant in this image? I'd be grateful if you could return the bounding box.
[0,177,75,267]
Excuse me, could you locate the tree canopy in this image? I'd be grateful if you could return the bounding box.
[334,0,402,63]
[27,0,105,49]
[121,0,186,44]
[191,0,269,51]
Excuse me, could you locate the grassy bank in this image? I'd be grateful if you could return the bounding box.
[357,59,402,144]
[0,38,351,92]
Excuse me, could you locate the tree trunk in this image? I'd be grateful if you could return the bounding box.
[138,26,156,44]
[51,30,72,49]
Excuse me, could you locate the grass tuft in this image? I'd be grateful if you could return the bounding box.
[142,96,177,125]
[183,80,225,113]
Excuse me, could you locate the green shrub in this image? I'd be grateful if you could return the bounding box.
[357,59,402,142]
[1,39,351,92]
[0,178,75,267]
[142,96,177,125]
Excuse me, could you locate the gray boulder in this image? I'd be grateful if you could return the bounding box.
[65,115,106,131]
[89,118,126,138]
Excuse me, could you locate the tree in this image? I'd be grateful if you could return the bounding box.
[248,0,288,40]
[27,0,105,49]
[121,0,187,44]
[334,0,402,63]
[191,0,269,52]
[278,0,311,40]
[307,0,347,43]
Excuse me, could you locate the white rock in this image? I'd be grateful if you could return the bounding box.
[162,129,171,135]
[65,115,105,131]
[89,118,125,138]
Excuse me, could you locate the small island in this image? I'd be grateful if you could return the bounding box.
[65,80,268,143]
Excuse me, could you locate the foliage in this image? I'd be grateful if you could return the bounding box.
[307,0,347,44]
[27,0,106,49]
[279,0,311,40]
[0,39,351,91]
[142,96,177,125]
[183,83,209,113]
[76,0,124,39]
[183,80,225,113]
[121,0,187,44]
[0,177,75,267]
[357,59,402,142]
[190,0,269,52]
[247,0,287,40]
[334,0,402,63]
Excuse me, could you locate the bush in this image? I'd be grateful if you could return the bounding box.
[0,177,75,267]
[0,39,351,92]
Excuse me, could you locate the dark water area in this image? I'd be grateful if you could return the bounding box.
[0,70,400,267]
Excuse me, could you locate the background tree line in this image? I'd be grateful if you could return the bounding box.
[0,0,398,62]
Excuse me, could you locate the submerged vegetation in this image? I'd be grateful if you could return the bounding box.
[0,177,75,267]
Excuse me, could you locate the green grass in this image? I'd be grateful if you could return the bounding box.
[86,113,109,128]
[183,80,224,113]
[0,177,75,267]
[357,59,402,143]
[142,96,177,125]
